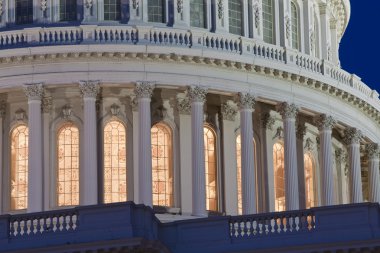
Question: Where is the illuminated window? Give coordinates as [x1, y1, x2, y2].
[262, 0, 274, 44]
[57, 123, 79, 206]
[151, 123, 173, 207]
[273, 142, 285, 211]
[204, 126, 217, 211]
[60, 0, 77, 21]
[104, 120, 127, 203]
[229, 0, 243, 35]
[10, 125, 29, 210]
[148, 0, 165, 23]
[304, 152, 316, 208]
[104, 0, 121, 21]
[15, 0, 33, 25]
[190, 0, 206, 28]
[291, 1, 300, 50]
[236, 134, 257, 215]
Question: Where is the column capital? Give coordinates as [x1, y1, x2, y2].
[187, 86, 208, 103]
[42, 97, 52, 114]
[261, 112, 275, 130]
[315, 114, 336, 131]
[134, 81, 155, 99]
[79, 80, 100, 98]
[343, 127, 362, 145]
[366, 143, 380, 160]
[23, 83, 44, 101]
[176, 94, 191, 115]
[296, 123, 307, 140]
[221, 101, 237, 121]
[276, 102, 298, 119]
[237, 92, 255, 110]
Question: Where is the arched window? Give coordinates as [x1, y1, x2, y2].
[236, 134, 257, 215]
[190, 0, 206, 28]
[10, 125, 29, 210]
[151, 123, 173, 207]
[148, 0, 165, 23]
[57, 123, 79, 206]
[60, 0, 77, 21]
[229, 0, 243, 35]
[304, 152, 316, 208]
[104, 0, 121, 21]
[104, 120, 127, 203]
[204, 126, 217, 211]
[291, 1, 300, 50]
[15, 0, 33, 25]
[262, 0, 274, 44]
[273, 142, 285, 211]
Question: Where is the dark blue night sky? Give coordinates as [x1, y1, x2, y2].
[339, 1, 380, 92]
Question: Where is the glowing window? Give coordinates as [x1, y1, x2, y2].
[262, 0, 274, 44]
[273, 142, 285, 211]
[190, 0, 206, 28]
[291, 1, 299, 50]
[204, 126, 217, 211]
[59, 0, 77, 21]
[10, 125, 29, 210]
[57, 123, 79, 206]
[304, 153, 316, 208]
[148, 0, 165, 23]
[151, 123, 173, 207]
[104, 120, 127, 203]
[229, 0, 243, 35]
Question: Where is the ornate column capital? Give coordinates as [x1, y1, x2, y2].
[296, 123, 307, 140]
[315, 114, 336, 131]
[42, 97, 52, 114]
[79, 80, 100, 98]
[237, 92, 255, 110]
[134, 81, 155, 99]
[23, 83, 44, 101]
[221, 101, 237, 121]
[261, 112, 275, 130]
[343, 127, 362, 145]
[176, 93, 191, 115]
[276, 102, 298, 119]
[366, 143, 380, 160]
[187, 86, 207, 103]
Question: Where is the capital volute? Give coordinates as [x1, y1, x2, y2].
[134, 81, 155, 99]
[237, 92, 255, 110]
[276, 102, 298, 119]
[343, 127, 362, 145]
[366, 143, 380, 160]
[315, 114, 336, 131]
[79, 80, 100, 98]
[187, 85, 207, 103]
[221, 100, 237, 121]
[23, 83, 44, 101]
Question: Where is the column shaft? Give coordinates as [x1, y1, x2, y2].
[320, 130, 334, 205]
[368, 157, 380, 203]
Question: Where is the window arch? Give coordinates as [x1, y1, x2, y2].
[273, 142, 285, 211]
[148, 0, 165, 23]
[104, 0, 121, 21]
[60, 0, 77, 21]
[57, 123, 79, 206]
[10, 125, 29, 210]
[291, 1, 300, 50]
[229, 0, 243, 35]
[104, 120, 127, 203]
[262, 0, 274, 44]
[190, 0, 206, 28]
[204, 126, 218, 211]
[151, 122, 173, 207]
[304, 152, 316, 208]
[15, 0, 33, 25]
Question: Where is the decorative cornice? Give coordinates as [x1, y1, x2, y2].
[23, 83, 44, 100]
[221, 101, 237, 121]
[134, 81, 155, 99]
[343, 127, 362, 145]
[366, 143, 380, 160]
[261, 112, 275, 130]
[237, 92, 255, 110]
[187, 86, 207, 103]
[276, 102, 298, 119]
[315, 114, 336, 131]
[42, 97, 52, 113]
[79, 80, 100, 98]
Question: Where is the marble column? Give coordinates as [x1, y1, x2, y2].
[42, 97, 52, 211]
[296, 123, 307, 209]
[366, 143, 380, 203]
[188, 86, 208, 217]
[134, 81, 155, 207]
[315, 114, 336, 206]
[344, 127, 363, 203]
[238, 93, 256, 215]
[277, 102, 299, 210]
[79, 81, 100, 205]
[0, 101, 5, 214]
[24, 83, 44, 213]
